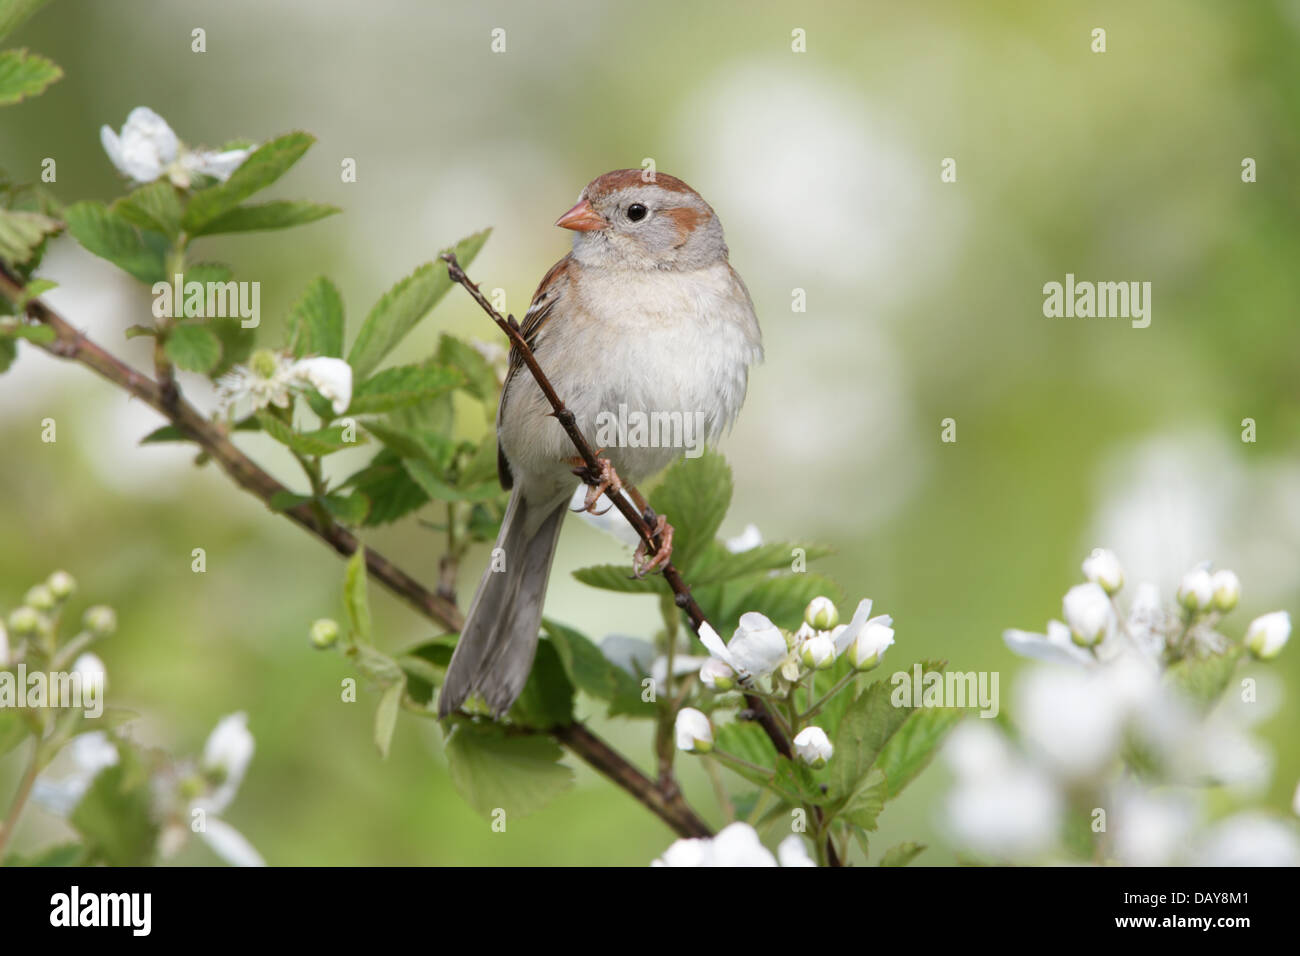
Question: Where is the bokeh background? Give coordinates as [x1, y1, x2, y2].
[2, 0, 1298, 864]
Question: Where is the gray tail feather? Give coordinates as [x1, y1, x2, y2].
[438, 490, 567, 718]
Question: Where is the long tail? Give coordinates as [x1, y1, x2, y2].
[438, 490, 567, 718]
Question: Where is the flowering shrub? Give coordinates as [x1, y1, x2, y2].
[944, 549, 1297, 865]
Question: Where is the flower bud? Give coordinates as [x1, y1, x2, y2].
[83, 605, 117, 638]
[72, 652, 107, 688]
[1081, 548, 1123, 595]
[800, 634, 836, 670]
[1177, 567, 1214, 613]
[804, 596, 839, 631]
[699, 657, 735, 692]
[24, 585, 55, 612]
[47, 571, 77, 600]
[674, 707, 714, 754]
[7, 606, 41, 636]
[310, 618, 340, 649]
[1211, 570, 1240, 612]
[848, 619, 895, 670]
[1063, 582, 1112, 646]
[1245, 611, 1291, 660]
[793, 726, 833, 768]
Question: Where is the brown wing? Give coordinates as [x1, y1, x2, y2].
[497, 255, 575, 490]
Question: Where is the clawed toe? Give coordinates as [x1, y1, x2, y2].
[633, 514, 674, 577]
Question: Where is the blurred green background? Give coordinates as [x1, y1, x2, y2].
[2, 0, 1298, 864]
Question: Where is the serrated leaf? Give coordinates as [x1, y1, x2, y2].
[649, 449, 731, 574]
[255, 410, 358, 456]
[0, 0, 51, 41]
[830, 676, 917, 819]
[688, 541, 833, 587]
[508, 640, 574, 729]
[344, 547, 370, 644]
[182, 131, 316, 232]
[286, 276, 344, 358]
[436, 333, 498, 401]
[542, 619, 648, 717]
[321, 491, 370, 525]
[0, 207, 59, 264]
[374, 679, 404, 758]
[341, 449, 429, 525]
[0, 48, 60, 105]
[112, 181, 182, 239]
[876, 701, 963, 799]
[571, 563, 666, 594]
[69, 744, 159, 866]
[704, 572, 844, 633]
[348, 361, 462, 414]
[1165, 647, 1241, 711]
[164, 323, 222, 373]
[444, 724, 574, 820]
[189, 199, 339, 237]
[64, 200, 167, 283]
[346, 229, 490, 379]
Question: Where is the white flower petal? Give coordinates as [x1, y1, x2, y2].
[197, 818, 266, 867]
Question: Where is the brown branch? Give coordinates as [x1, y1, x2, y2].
[0, 264, 711, 843]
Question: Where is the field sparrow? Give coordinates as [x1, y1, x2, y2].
[438, 170, 763, 717]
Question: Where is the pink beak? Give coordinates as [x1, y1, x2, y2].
[555, 199, 608, 232]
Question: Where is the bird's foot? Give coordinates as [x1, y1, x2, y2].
[634, 513, 674, 577]
[569, 452, 622, 515]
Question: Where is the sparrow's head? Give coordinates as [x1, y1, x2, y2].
[556, 169, 727, 271]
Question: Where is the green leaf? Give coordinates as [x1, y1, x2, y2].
[374, 679, 404, 758]
[876, 702, 963, 799]
[436, 333, 499, 401]
[344, 547, 371, 644]
[508, 640, 575, 729]
[112, 181, 182, 240]
[542, 619, 648, 717]
[1165, 647, 1242, 711]
[0, 207, 59, 264]
[15, 277, 55, 306]
[0, 320, 53, 343]
[255, 410, 359, 456]
[268, 490, 312, 512]
[346, 228, 490, 379]
[0, 710, 27, 757]
[688, 541, 833, 587]
[287, 276, 344, 358]
[402, 455, 500, 503]
[189, 199, 339, 237]
[879, 841, 925, 866]
[704, 572, 844, 633]
[321, 490, 370, 525]
[64, 200, 167, 283]
[0, 48, 60, 105]
[649, 449, 732, 574]
[714, 721, 779, 790]
[340, 449, 429, 525]
[69, 744, 159, 866]
[830, 677, 915, 821]
[0, 0, 50, 41]
[348, 361, 463, 415]
[444, 724, 574, 820]
[164, 323, 222, 373]
[571, 563, 665, 594]
[3, 842, 85, 867]
[396, 634, 458, 705]
[182, 131, 316, 232]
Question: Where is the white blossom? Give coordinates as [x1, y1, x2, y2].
[699, 657, 735, 691]
[1063, 582, 1113, 647]
[1177, 565, 1215, 612]
[697, 614, 788, 680]
[1082, 548, 1124, 594]
[653, 822, 812, 867]
[216, 351, 353, 420]
[1211, 569, 1241, 611]
[724, 524, 762, 553]
[674, 708, 713, 754]
[100, 107, 251, 188]
[793, 726, 833, 768]
[1244, 611, 1290, 660]
[290, 357, 352, 415]
[804, 596, 838, 631]
[799, 634, 836, 670]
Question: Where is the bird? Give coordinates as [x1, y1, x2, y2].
[438, 170, 764, 718]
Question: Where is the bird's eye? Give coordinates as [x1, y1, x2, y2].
[626, 203, 648, 223]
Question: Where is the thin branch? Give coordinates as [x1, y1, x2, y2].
[0, 264, 710, 842]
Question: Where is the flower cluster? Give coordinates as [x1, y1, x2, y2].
[944, 548, 1297, 865]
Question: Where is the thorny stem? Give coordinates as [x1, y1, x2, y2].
[0, 264, 710, 843]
